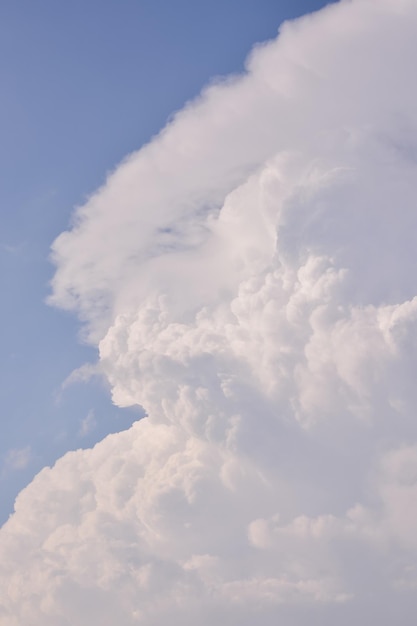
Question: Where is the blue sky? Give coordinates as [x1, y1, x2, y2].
[0, 0, 334, 523]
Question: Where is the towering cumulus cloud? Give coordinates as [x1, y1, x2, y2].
[3, 0, 417, 623]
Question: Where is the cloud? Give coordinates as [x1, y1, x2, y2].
[0, 242, 26, 256]
[60, 363, 101, 390]
[2, 446, 31, 472]
[2, 0, 417, 623]
[78, 409, 97, 438]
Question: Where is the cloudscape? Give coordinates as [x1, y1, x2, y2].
[2, 0, 417, 623]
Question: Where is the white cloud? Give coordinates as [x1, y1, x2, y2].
[61, 362, 102, 390]
[2, 0, 417, 623]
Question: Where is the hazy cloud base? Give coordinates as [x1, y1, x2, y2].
[2, 0, 417, 623]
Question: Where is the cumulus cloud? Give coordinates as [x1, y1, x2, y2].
[2, 0, 417, 623]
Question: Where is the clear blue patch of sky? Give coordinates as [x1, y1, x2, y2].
[0, 0, 336, 523]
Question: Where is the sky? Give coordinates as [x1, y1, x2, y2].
[3, 0, 417, 624]
[0, 0, 333, 524]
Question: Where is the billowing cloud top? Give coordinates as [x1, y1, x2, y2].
[3, 0, 417, 624]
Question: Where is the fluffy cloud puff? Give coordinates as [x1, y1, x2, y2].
[2, 0, 417, 623]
